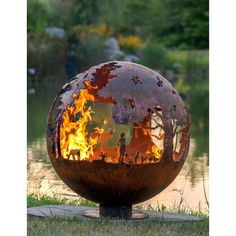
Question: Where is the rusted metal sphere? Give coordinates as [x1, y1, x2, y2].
[47, 61, 190, 209]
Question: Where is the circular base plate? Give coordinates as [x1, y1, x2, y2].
[27, 205, 201, 222]
[82, 209, 149, 220]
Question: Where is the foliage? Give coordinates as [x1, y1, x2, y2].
[27, 0, 209, 81]
[27, 35, 67, 82]
[27, 0, 51, 38]
[168, 50, 209, 158]
[141, 42, 168, 70]
[71, 23, 113, 38]
[74, 34, 109, 72]
[118, 35, 145, 49]
[166, 50, 209, 75]
[160, 0, 209, 49]
[71, 0, 101, 25]
[28, 0, 209, 48]
[122, 0, 209, 49]
[122, 0, 166, 38]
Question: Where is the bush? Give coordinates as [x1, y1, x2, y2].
[141, 42, 167, 70]
[27, 29, 110, 85]
[27, 0, 50, 38]
[118, 35, 145, 54]
[166, 50, 209, 76]
[75, 34, 109, 72]
[27, 34, 67, 85]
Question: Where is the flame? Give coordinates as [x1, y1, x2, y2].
[144, 144, 162, 162]
[151, 144, 162, 160]
[84, 80, 99, 90]
[60, 90, 96, 160]
[57, 89, 163, 163]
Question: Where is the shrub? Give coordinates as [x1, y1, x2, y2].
[141, 42, 167, 70]
[27, 34, 67, 85]
[118, 35, 145, 53]
[75, 34, 109, 72]
[27, 0, 50, 38]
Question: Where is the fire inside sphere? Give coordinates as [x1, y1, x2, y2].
[47, 61, 190, 216]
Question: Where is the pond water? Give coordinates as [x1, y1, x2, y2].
[27, 83, 209, 213]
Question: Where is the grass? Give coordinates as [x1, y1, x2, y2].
[27, 195, 209, 236]
[166, 50, 209, 69]
[27, 194, 97, 208]
[166, 50, 209, 79]
[28, 216, 209, 236]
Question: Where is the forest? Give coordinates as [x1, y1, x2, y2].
[27, 0, 208, 79]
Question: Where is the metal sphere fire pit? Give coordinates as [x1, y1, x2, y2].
[47, 61, 190, 219]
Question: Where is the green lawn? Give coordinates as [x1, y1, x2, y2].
[28, 215, 209, 236]
[27, 195, 209, 236]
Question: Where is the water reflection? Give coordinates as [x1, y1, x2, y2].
[27, 84, 209, 212]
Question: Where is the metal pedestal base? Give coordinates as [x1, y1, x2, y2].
[82, 205, 149, 220]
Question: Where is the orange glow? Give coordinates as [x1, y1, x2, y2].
[152, 144, 162, 157]
[58, 89, 163, 163]
[60, 90, 96, 160]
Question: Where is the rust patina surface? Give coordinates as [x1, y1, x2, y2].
[47, 61, 190, 206]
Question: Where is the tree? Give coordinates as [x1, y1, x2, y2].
[122, 0, 209, 49]
[159, 0, 209, 49]
[27, 0, 50, 37]
[71, 0, 101, 25]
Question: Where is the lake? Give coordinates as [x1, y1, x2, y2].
[27, 82, 209, 213]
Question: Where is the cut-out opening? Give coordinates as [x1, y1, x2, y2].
[50, 90, 165, 164]
[172, 118, 188, 162]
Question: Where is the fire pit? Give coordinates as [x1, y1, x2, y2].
[47, 61, 190, 219]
